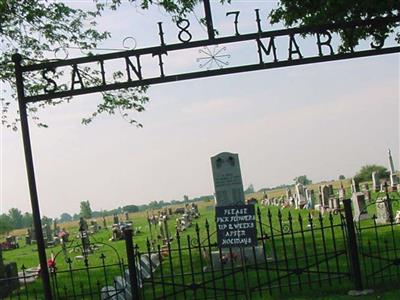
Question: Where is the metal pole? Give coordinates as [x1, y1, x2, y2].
[12, 53, 53, 299]
[343, 199, 363, 291]
[203, 0, 215, 40]
[124, 228, 140, 300]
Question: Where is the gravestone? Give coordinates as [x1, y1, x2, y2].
[320, 185, 330, 207]
[351, 178, 360, 193]
[295, 183, 307, 208]
[286, 188, 292, 200]
[363, 184, 371, 202]
[352, 192, 368, 221]
[0, 248, 19, 298]
[102, 216, 107, 229]
[305, 189, 315, 209]
[211, 152, 245, 206]
[328, 184, 334, 196]
[125, 212, 129, 221]
[329, 198, 340, 210]
[161, 215, 171, 243]
[113, 214, 119, 225]
[210, 152, 264, 267]
[90, 220, 99, 234]
[388, 149, 399, 188]
[25, 228, 32, 245]
[376, 196, 393, 224]
[338, 184, 346, 200]
[305, 188, 314, 209]
[372, 172, 380, 192]
[395, 210, 400, 224]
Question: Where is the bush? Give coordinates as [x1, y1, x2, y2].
[354, 165, 389, 182]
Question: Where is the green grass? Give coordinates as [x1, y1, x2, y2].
[2, 189, 400, 299]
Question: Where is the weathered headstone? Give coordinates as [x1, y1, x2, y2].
[320, 185, 330, 207]
[352, 192, 368, 221]
[25, 228, 32, 245]
[0, 248, 19, 298]
[338, 182, 346, 200]
[211, 152, 245, 206]
[363, 184, 371, 202]
[285, 188, 292, 201]
[295, 183, 307, 208]
[329, 198, 340, 210]
[351, 178, 360, 193]
[328, 184, 334, 196]
[372, 172, 380, 192]
[376, 196, 393, 224]
[211, 152, 263, 267]
[305, 188, 314, 209]
[102, 216, 107, 229]
[113, 214, 119, 225]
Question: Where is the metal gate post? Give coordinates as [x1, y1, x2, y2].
[343, 199, 364, 294]
[12, 53, 53, 299]
[124, 228, 140, 300]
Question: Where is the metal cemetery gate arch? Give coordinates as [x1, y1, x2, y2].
[12, 1, 400, 298]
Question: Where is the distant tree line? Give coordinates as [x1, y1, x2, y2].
[3, 163, 389, 234]
[57, 195, 214, 224]
[0, 208, 33, 235]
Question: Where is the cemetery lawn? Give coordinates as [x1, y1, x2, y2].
[2, 182, 400, 299]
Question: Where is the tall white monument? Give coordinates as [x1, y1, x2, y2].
[388, 149, 398, 188]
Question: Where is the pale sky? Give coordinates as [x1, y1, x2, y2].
[1, 1, 399, 218]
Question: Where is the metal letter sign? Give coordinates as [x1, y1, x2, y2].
[14, 2, 399, 104]
[11, 1, 400, 298]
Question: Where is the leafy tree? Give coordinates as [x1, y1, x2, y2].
[80, 200, 93, 219]
[270, 1, 399, 52]
[339, 175, 346, 180]
[244, 184, 255, 195]
[354, 164, 389, 182]
[22, 212, 33, 228]
[8, 208, 23, 229]
[41, 216, 52, 227]
[294, 175, 312, 185]
[59, 213, 73, 223]
[123, 205, 139, 213]
[0, 214, 13, 234]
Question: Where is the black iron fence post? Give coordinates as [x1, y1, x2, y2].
[12, 53, 53, 300]
[124, 229, 140, 300]
[343, 199, 363, 291]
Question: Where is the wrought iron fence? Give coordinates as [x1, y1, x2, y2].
[1, 197, 399, 299]
[136, 207, 352, 300]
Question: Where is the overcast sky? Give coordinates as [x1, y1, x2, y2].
[1, 1, 399, 218]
